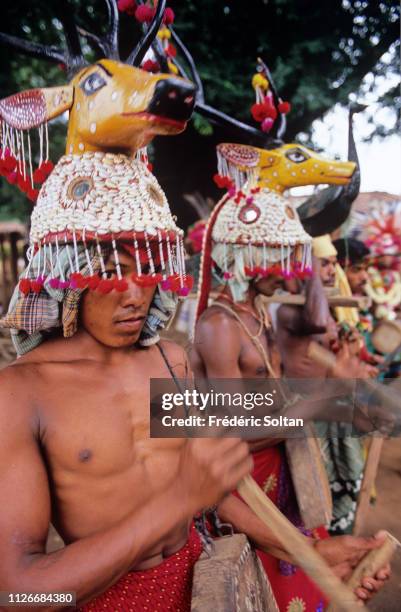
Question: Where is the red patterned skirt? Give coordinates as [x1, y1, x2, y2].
[239, 444, 329, 612]
[80, 524, 203, 611]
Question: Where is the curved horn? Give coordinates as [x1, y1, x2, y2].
[196, 103, 269, 145]
[0, 33, 65, 64]
[77, 0, 120, 60]
[151, 27, 278, 145]
[298, 103, 366, 237]
[127, 0, 166, 66]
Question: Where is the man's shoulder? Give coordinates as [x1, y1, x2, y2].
[197, 304, 239, 330]
[158, 338, 187, 360]
[195, 305, 242, 354]
[158, 338, 188, 363]
[276, 303, 302, 328]
[157, 339, 190, 378]
[0, 363, 37, 422]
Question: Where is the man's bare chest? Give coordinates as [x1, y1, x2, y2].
[238, 325, 280, 378]
[35, 364, 182, 477]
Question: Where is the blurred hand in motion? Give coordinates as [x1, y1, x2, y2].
[178, 437, 253, 516]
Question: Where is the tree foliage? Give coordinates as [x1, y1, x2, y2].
[0, 0, 399, 224]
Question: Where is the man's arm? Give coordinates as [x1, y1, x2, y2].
[219, 495, 390, 602]
[0, 370, 252, 610]
[278, 258, 330, 336]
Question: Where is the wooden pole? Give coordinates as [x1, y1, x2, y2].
[353, 437, 384, 536]
[238, 475, 363, 611]
[261, 293, 370, 309]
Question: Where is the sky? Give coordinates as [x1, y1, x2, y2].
[311, 105, 401, 197]
[307, 54, 400, 197]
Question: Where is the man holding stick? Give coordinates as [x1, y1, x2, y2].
[0, 138, 258, 611]
[191, 153, 390, 609]
[275, 234, 379, 539]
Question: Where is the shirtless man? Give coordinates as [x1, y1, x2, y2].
[0, 244, 253, 611]
[191, 186, 390, 608]
[275, 235, 374, 537]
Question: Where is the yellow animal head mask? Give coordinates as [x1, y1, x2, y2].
[216, 142, 355, 193]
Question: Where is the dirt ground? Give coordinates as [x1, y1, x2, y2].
[1, 329, 400, 609]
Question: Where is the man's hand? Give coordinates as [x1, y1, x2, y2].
[314, 532, 391, 602]
[331, 341, 375, 379]
[178, 438, 253, 515]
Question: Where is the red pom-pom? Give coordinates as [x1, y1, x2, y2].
[31, 280, 43, 294]
[77, 275, 89, 289]
[41, 160, 54, 176]
[261, 117, 274, 133]
[265, 107, 278, 120]
[6, 171, 18, 184]
[17, 175, 31, 193]
[147, 162, 153, 172]
[27, 187, 39, 202]
[135, 4, 154, 22]
[168, 274, 181, 292]
[163, 7, 175, 24]
[33, 167, 46, 183]
[117, 0, 135, 11]
[97, 279, 114, 294]
[213, 173, 231, 189]
[251, 103, 268, 122]
[184, 275, 194, 291]
[3, 156, 17, 172]
[141, 59, 160, 73]
[19, 278, 31, 295]
[87, 274, 100, 290]
[165, 43, 177, 58]
[160, 278, 171, 291]
[278, 101, 291, 114]
[114, 278, 128, 292]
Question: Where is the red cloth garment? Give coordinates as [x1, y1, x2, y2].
[80, 524, 202, 611]
[239, 444, 329, 612]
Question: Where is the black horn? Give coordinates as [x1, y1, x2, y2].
[298, 103, 366, 237]
[127, 0, 166, 66]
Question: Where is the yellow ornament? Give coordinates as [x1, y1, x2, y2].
[252, 73, 269, 91]
[157, 27, 171, 40]
[167, 60, 179, 75]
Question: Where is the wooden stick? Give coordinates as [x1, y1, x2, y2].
[347, 532, 399, 590]
[327, 532, 399, 612]
[353, 437, 384, 536]
[261, 294, 370, 309]
[238, 475, 364, 611]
